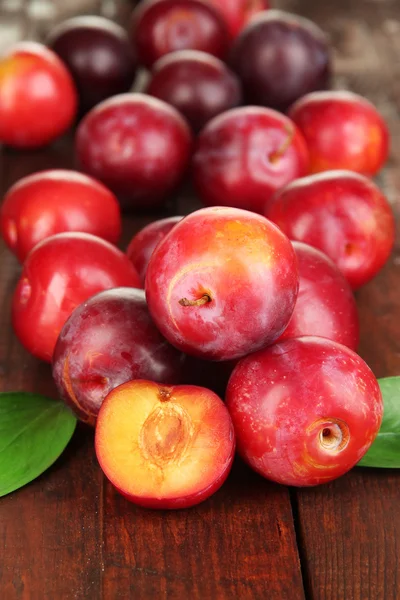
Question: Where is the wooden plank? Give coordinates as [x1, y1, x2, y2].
[286, 0, 400, 598]
[102, 460, 304, 600]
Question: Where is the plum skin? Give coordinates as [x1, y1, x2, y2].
[279, 242, 359, 350]
[12, 232, 141, 363]
[226, 336, 383, 487]
[130, 0, 230, 69]
[0, 169, 121, 262]
[206, 0, 269, 39]
[230, 10, 331, 112]
[288, 90, 389, 176]
[192, 106, 309, 214]
[266, 170, 395, 290]
[53, 288, 184, 425]
[75, 93, 192, 210]
[95, 380, 235, 509]
[146, 50, 242, 132]
[47, 16, 137, 113]
[0, 42, 77, 148]
[145, 206, 299, 361]
[126, 216, 182, 283]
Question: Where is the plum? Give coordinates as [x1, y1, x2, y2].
[53, 288, 184, 425]
[289, 90, 389, 176]
[95, 379, 235, 508]
[1, 170, 121, 262]
[192, 106, 309, 213]
[130, 0, 230, 68]
[146, 50, 242, 132]
[75, 94, 192, 210]
[0, 42, 77, 148]
[47, 16, 137, 113]
[266, 171, 395, 289]
[145, 206, 299, 360]
[226, 336, 383, 486]
[230, 10, 331, 112]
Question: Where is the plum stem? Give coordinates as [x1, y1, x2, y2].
[268, 125, 294, 163]
[179, 294, 211, 307]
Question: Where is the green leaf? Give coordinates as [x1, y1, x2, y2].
[358, 377, 400, 468]
[0, 392, 77, 497]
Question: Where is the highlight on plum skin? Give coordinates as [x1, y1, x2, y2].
[0, 169, 122, 262]
[226, 336, 383, 487]
[266, 170, 395, 290]
[0, 42, 77, 149]
[130, 0, 230, 69]
[192, 106, 309, 214]
[288, 90, 389, 177]
[52, 288, 185, 425]
[145, 206, 299, 361]
[126, 216, 183, 284]
[95, 380, 235, 509]
[279, 242, 359, 350]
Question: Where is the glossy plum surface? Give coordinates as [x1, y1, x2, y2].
[230, 10, 331, 112]
[95, 380, 235, 509]
[130, 0, 230, 68]
[226, 336, 383, 486]
[289, 90, 390, 176]
[1, 169, 121, 262]
[12, 232, 141, 363]
[127, 216, 182, 283]
[48, 16, 137, 113]
[146, 50, 242, 132]
[192, 106, 309, 213]
[207, 0, 269, 39]
[279, 242, 359, 349]
[75, 93, 192, 209]
[266, 171, 395, 289]
[53, 288, 184, 425]
[0, 42, 77, 148]
[145, 206, 299, 360]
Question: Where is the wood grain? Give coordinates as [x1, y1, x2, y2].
[102, 460, 304, 599]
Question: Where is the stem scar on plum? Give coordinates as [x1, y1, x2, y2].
[179, 293, 212, 307]
[317, 419, 350, 452]
[268, 124, 294, 164]
[158, 387, 172, 402]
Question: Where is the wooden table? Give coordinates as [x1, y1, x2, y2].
[1, 0, 400, 598]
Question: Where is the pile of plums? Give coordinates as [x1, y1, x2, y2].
[0, 0, 392, 509]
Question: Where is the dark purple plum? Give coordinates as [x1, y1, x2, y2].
[146, 50, 242, 132]
[130, 0, 230, 69]
[52, 287, 185, 425]
[230, 10, 331, 112]
[47, 16, 137, 114]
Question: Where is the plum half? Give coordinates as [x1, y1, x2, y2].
[95, 380, 235, 509]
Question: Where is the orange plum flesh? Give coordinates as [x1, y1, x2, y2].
[95, 380, 235, 509]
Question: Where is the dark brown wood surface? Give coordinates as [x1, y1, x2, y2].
[1, 0, 400, 599]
